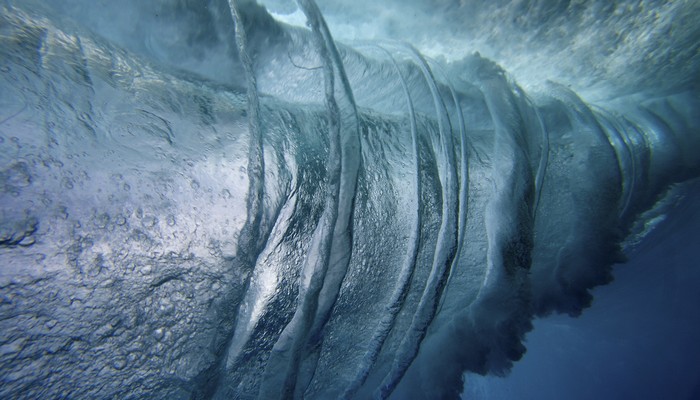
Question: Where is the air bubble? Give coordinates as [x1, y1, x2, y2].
[112, 358, 127, 370]
[2, 162, 32, 188]
[94, 213, 110, 229]
[142, 215, 156, 227]
[140, 264, 152, 275]
[18, 236, 35, 246]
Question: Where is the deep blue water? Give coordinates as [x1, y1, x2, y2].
[466, 182, 700, 399]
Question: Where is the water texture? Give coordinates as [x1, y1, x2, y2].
[0, 1, 698, 398]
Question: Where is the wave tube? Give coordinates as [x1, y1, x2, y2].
[1, 1, 698, 399]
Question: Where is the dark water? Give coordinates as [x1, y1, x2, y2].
[465, 181, 700, 399]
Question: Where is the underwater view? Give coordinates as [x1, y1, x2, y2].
[1, 0, 699, 398]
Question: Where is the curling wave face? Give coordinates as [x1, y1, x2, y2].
[0, 1, 698, 399]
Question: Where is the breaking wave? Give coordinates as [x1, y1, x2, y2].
[0, 0, 698, 398]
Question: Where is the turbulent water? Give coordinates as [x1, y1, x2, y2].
[1, 0, 698, 399]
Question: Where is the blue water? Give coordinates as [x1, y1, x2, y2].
[1, 1, 698, 398]
[465, 182, 700, 399]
